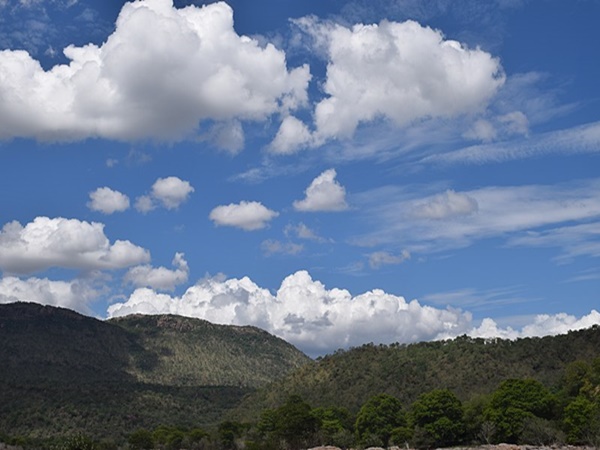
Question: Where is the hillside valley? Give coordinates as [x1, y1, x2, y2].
[1, 302, 600, 449]
[0, 302, 309, 441]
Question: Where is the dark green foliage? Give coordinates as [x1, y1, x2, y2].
[0, 302, 309, 442]
[272, 395, 319, 450]
[50, 434, 98, 450]
[484, 379, 556, 443]
[354, 393, 405, 447]
[410, 389, 464, 448]
[127, 429, 154, 450]
[234, 328, 600, 421]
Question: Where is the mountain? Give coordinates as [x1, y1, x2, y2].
[232, 326, 600, 420]
[0, 302, 309, 441]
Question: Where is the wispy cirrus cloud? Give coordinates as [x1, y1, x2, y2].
[353, 179, 600, 257]
[423, 120, 600, 166]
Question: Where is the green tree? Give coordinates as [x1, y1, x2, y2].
[355, 393, 405, 447]
[484, 379, 556, 443]
[274, 395, 319, 450]
[219, 421, 245, 449]
[127, 429, 154, 450]
[563, 395, 600, 444]
[311, 406, 354, 447]
[410, 389, 465, 448]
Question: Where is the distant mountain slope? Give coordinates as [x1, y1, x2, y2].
[0, 302, 309, 441]
[233, 326, 600, 420]
[109, 313, 310, 388]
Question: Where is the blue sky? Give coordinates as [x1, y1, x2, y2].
[0, 0, 599, 356]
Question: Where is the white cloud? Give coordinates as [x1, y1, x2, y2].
[285, 222, 327, 242]
[108, 270, 472, 355]
[206, 120, 245, 154]
[0, 216, 150, 274]
[498, 110, 529, 136]
[124, 252, 189, 291]
[261, 239, 303, 256]
[87, 187, 130, 214]
[0, 1, 310, 142]
[151, 176, 194, 210]
[463, 111, 529, 143]
[269, 115, 312, 154]
[107, 269, 600, 356]
[507, 222, 600, 262]
[135, 176, 194, 212]
[293, 169, 348, 212]
[464, 119, 497, 142]
[0, 276, 98, 313]
[469, 310, 600, 341]
[209, 201, 279, 230]
[424, 120, 600, 166]
[368, 250, 410, 269]
[355, 179, 600, 254]
[134, 195, 156, 214]
[412, 189, 478, 219]
[297, 17, 504, 141]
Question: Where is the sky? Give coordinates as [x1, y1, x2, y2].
[0, 0, 599, 357]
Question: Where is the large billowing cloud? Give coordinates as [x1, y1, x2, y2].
[469, 311, 600, 340]
[209, 201, 279, 231]
[293, 169, 348, 212]
[290, 17, 503, 146]
[107, 269, 600, 356]
[0, 217, 150, 274]
[0, 276, 99, 314]
[0, 0, 310, 142]
[108, 270, 473, 355]
[124, 252, 189, 291]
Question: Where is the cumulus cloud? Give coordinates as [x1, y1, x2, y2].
[108, 270, 472, 355]
[293, 169, 348, 212]
[124, 252, 189, 291]
[151, 176, 194, 209]
[296, 17, 504, 141]
[0, 276, 98, 313]
[135, 176, 194, 212]
[106, 269, 600, 356]
[412, 189, 479, 219]
[87, 187, 130, 214]
[469, 310, 600, 340]
[209, 201, 279, 230]
[134, 195, 156, 213]
[368, 250, 410, 269]
[269, 115, 313, 154]
[0, 216, 150, 274]
[0, 1, 310, 142]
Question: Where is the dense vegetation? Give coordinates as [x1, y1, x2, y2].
[0, 303, 309, 443]
[7, 358, 598, 450]
[2, 302, 600, 449]
[233, 327, 600, 418]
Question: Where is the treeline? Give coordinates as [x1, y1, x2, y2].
[4, 357, 599, 450]
[220, 358, 600, 449]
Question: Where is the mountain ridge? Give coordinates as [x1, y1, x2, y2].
[0, 302, 310, 440]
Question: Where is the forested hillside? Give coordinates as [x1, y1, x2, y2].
[0, 302, 309, 443]
[234, 326, 600, 418]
